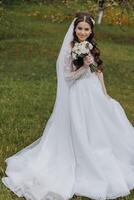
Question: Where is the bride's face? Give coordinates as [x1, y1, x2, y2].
[75, 21, 92, 42]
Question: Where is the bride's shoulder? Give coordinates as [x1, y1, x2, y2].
[66, 43, 73, 52]
[65, 45, 72, 58]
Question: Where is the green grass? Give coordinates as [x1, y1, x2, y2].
[0, 3, 134, 200]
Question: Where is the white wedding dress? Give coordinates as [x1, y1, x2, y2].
[2, 19, 134, 200]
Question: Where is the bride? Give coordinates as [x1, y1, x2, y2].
[2, 12, 134, 200]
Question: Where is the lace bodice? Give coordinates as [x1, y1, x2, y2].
[63, 49, 96, 86]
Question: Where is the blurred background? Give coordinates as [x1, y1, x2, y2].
[0, 1, 134, 199]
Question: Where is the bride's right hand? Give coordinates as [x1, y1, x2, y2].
[83, 55, 94, 68]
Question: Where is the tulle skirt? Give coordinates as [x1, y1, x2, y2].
[2, 71, 134, 200]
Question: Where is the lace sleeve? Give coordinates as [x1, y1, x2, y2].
[64, 50, 87, 82]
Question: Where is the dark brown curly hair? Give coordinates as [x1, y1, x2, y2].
[71, 12, 103, 72]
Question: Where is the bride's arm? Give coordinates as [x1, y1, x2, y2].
[64, 65, 87, 81]
[64, 50, 87, 81]
[95, 70, 111, 99]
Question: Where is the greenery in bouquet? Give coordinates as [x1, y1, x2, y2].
[71, 41, 98, 73]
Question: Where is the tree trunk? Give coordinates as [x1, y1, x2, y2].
[97, 0, 105, 24]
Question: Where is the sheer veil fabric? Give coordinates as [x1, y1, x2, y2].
[2, 17, 134, 200]
[2, 18, 77, 200]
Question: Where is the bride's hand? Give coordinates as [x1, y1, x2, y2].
[83, 55, 94, 68]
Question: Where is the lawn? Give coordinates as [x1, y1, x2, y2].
[0, 3, 134, 200]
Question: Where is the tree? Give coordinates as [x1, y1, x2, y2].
[96, 0, 134, 25]
[97, 0, 106, 24]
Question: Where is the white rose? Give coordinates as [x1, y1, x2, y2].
[88, 43, 93, 50]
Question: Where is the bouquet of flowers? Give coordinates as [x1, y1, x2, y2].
[71, 41, 98, 72]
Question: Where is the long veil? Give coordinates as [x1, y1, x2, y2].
[2, 17, 76, 200]
[4, 18, 76, 161]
